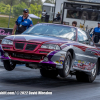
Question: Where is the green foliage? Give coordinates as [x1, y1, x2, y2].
[45, 0, 55, 4]
[1, 0, 20, 5]
[0, 17, 42, 28]
[0, 0, 44, 27]
[0, 2, 13, 15]
[0, 0, 43, 6]
[31, 0, 43, 5]
[13, 2, 28, 16]
[0, 1, 42, 17]
[29, 3, 42, 17]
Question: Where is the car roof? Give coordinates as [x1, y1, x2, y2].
[37, 23, 77, 28]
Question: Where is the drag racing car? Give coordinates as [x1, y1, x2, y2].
[0, 23, 100, 83]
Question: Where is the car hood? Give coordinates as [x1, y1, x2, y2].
[5, 35, 73, 46]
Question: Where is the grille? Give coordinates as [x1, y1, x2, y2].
[11, 53, 41, 60]
[15, 43, 24, 50]
[25, 44, 37, 51]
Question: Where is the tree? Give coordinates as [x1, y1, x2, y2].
[13, 2, 28, 16]
[0, 2, 13, 14]
[45, 0, 55, 4]
[29, 3, 42, 17]
[0, 0, 20, 6]
[31, 0, 43, 5]
[0, 0, 42, 17]
[19, 0, 43, 8]
[19, 0, 30, 6]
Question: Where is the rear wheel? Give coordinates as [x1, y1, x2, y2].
[58, 52, 72, 78]
[40, 69, 58, 78]
[76, 64, 98, 83]
[3, 60, 16, 71]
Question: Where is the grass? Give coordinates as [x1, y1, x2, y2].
[0, 16, 43, 28]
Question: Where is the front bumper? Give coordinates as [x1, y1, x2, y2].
[1, 48, 67, 69]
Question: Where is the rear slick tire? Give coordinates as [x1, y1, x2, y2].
[76, 63, 98, 83]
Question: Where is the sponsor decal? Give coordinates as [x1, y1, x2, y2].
[78, 60, 81, 63]
[60, 60, 64, 64]
[60, 55, 65, 61]
[74, 61, 78, 66]
[55, 61, 60, 64]
[55, 60, 64, 65]
[73, 60, 96, 70]
[59, 55, 65, 65]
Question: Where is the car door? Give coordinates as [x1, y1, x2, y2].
[74, 29, 98, 64]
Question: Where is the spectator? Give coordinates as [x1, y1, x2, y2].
[92, 22, 100, 43]
[72, 21, 77, 27]
[41, 10, 47, 22]
[12, 9, 33, 35]
[56, 12, 60, 21]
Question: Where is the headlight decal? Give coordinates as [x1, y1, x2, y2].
[1, 39, 13, 45]
[41, 44, 61, 50]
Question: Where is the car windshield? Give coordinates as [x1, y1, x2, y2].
[22, 24, 76, 40]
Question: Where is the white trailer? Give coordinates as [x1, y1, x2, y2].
[54, 0, 100, 29]
[42, 3, 55, 21]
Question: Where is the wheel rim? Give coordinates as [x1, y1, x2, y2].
[10, 62, 16, 69]
[65, 56, 70, 74]
[91, 65, 96, 77]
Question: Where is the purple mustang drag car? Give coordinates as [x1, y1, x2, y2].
[0, 23, 100, 82]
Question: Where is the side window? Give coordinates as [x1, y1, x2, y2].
[78, 29, 89, 44]
[66, 32, 76, 41]
[66, 28, 76, 41]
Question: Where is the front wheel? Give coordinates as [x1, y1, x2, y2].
[58, 52, 72, 78]
[76, 64, 98, 83]
[3, 60, 16, 71]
